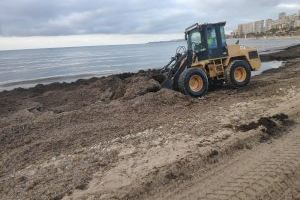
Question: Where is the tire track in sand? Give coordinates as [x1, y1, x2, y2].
[161, 128, 300, 200]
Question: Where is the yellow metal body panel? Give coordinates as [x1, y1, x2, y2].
[226, 45, 261, 70]
[189, 44, 261, 79]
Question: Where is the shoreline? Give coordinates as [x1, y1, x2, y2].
[231, 35, 300, 40]
[260, 43, 300, 62]
[1, 43, 300, 93]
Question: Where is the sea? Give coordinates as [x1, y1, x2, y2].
[0, 38, 300, 91]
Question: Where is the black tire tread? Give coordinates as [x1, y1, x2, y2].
[225, 60, 251, 88]
[178, 68, 209, 97]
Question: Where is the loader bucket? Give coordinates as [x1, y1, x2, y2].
[161, 78, 174, 89]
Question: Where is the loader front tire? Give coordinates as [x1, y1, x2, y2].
[178, 68, 209, 97]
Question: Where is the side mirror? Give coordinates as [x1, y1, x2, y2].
[185, 34, 187, 40]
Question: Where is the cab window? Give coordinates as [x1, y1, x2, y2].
[220, 26, 227, 47]
[207, 28, 218, 49]
[190, 31, 201, 44]
[188, 31, 205, 52]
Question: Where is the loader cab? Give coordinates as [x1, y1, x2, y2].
[185, 22, 228, 61]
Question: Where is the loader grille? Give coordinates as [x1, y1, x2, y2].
[249, 51, 259, 59]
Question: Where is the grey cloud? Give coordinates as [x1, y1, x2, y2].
[0, 0, 299, 36]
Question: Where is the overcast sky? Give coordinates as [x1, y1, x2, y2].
[0, 0, 299, 50]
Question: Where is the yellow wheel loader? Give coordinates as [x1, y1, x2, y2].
[161, 22, 261, 97]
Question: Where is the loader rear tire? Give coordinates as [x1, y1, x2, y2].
[226, 60, 251, 87]
[178, 68, 209, 97]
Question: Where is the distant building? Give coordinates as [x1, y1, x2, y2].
[237, 24, 243, 36]
[288, 14, 298, 22]
[279, 12, 286, 20]
[295, 20, 300, 28]
[265, 19, 273, 31]
[244, 23, 253, 34]
[239, 22, 254, 35]
[235, 11, 300, 37]
[271, 20, 290, 30]
[271, 21, 282, 30]
[254, 20, 264, 33]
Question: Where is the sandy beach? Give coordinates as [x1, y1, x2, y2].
[1, 44, 300, 200]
